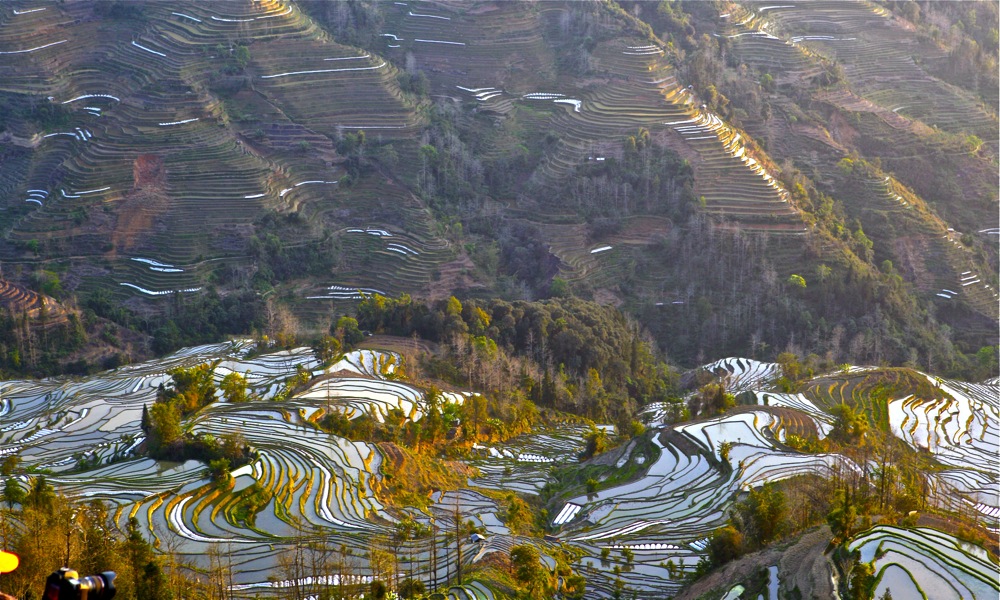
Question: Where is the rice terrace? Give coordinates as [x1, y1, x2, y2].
[0, 1, 996, 599]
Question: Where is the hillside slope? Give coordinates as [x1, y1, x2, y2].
[0, 0, 995, 378]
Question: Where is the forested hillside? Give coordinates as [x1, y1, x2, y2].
[0, 0, 996, 380]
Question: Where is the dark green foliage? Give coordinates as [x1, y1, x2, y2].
[319, 410, 376, 441]
[83, 286, 264, 358]
[845, 558, 876, 600]
[707, 524, 744, 566]
[94, 0, 146, 21]
[146, 363, 253, 469]
[335, 130, 381, 178]
[213, 42, 252, 76]
[622, 0, 697, 51]
[125, 517, 171, 600]
[398, 578, 425, 599]
[631, 213, 985, 377]
[147, 400, 182, 453]
[827, 489, 859, 544]
[562, 130, 696, 224]
[732, 483, 787, 549]
[26, 475, 55, 513]
[151, 290, 265, 354]
[370, 580, 388, 600]
[582, 424, 609, 460]
[0, 306, 87, 376]
[415, 111, 487, 211]
[231, 483, 272, 526]
[245, 211, 343, 292]
[548, 276, 570, 298]
[332, 315, 365, 348]
[3, 477, 26, 508]
[157, 361, 219, 414]
[220, 372, 250, 403]
[234, 45, 251, 69]
[301, 0, 384, 48]
[690, 382, 735, 417]
[703, 482, 788, 571]
[208, 457, 231, 483]
[320, 385, 482, 449]
[396, 71, 430, 97]
[0, 93, 73, 132]
[562, 573, 587, 599]
[85, 288, 139, 329]
[356, 294, 681, 420]
[492, 222, 561, 297]
[1, 455, 20, 476]
[312, 336, 341, 363]
[151, 428, 253, 469]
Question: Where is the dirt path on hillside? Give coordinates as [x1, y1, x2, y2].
[675, 526, 836, 600]
[674, 547, 783, 600]
[778, 526, 837, 599]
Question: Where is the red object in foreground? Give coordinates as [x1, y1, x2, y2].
[0, 550, 18, 574]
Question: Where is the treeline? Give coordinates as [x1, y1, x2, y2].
[0, 475, 174, 600]
[0, 306, 86, 376]
[630, 213, 993, 379]
[143, 362, 254, 476]
[81, 210, 336, 366]
[355, 294, 681, 426]
[84, 287, 266, 357]
[299, 0, 384, 50]
[560, 128, 697, 225]
[246, 212, 341, 293]
[0, 92, 73, 134]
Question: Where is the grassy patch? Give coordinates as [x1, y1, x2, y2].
[541, 432, 661, 509]
[375, 442, 476, 510]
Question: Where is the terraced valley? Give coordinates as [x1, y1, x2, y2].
[1, 344, 998, 598]
[0, 0, 997, 599]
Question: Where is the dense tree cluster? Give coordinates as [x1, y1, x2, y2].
[143, 362, 253, 470]
[701, 483, 788, 575]
[0, 306, 86, 376]
[630, 214, 989, 377]
[82, 287, 266, 358]
[299, 0, 384, 49]
[355, 294, 681, 425]
[492, 221, 562, 299]
[0, 92, 73, 134]
[248, 212, 341, 293]
[560, 128, 696, 225]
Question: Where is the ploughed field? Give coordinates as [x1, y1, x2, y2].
[3, 346, 997, 598]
